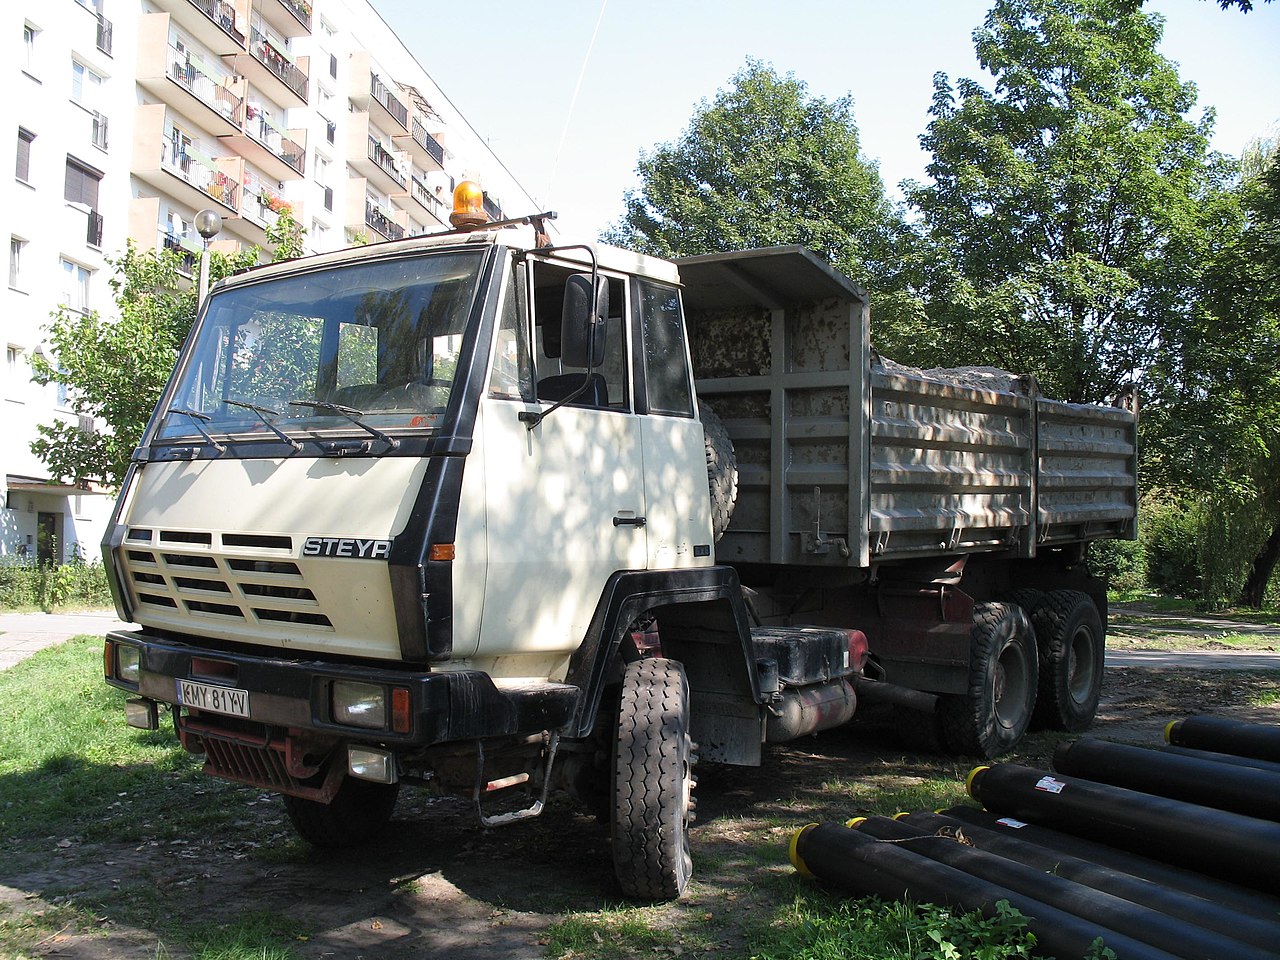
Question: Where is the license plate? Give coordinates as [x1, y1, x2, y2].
[176, 679, 251, 718]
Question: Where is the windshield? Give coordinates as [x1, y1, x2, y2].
[157, 251, 482, 444]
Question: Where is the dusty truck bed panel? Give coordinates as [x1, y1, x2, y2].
[677, 247, 1137, 570]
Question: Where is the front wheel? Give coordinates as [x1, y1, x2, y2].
[939, 602, 1038, 758]
[283, 775, 400, 848]
[1030, 590, 1105, 732]
[611, 658, 696, 900]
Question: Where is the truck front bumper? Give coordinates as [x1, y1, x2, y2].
[104, 628, 581, 748]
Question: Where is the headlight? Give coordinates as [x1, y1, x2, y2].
[117, 644, 141, 684]
[332, 681, 386, 729]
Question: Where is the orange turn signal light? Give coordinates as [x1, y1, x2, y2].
[391, 687, 412, 734]
[428, 543, 455, 561]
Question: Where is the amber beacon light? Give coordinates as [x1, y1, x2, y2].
[450, 180, 489, 227]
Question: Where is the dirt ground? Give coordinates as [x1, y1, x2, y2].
[3, 658, 1279, 959]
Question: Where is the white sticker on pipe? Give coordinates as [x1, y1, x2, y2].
[1035, 776, 1066, 794]
[996, 817, 1028, 828]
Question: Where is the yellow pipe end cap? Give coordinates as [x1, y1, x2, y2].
[844, 816, 868, 829]
[966, 765, 991, 797]
[789, 823, 820, 876]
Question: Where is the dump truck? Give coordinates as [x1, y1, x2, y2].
[102, 193, 1137, 899]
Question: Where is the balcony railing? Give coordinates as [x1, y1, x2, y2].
[163, 139, 240, 209]
[86, 210, 104, 247]
[91, 111, 108, 150]
[370, 74, 408, 129]
[411, 175, 442, 214]
[408, 120, 445, 167]
[168, 45, 242, 125]
[367, 135, 404, 185]
[162, 232, 198, 276]
[241, 104, 305, 175]
[190, 0, 245, 46]
[365, 202, 403, 241]
[279, 0, 312, 30]
[250, 26, 307, 101]
[96, 14, 113, 56]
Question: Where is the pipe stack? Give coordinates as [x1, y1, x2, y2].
[788, 715, 1280, 959]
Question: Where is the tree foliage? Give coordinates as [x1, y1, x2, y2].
[604, 60, 903, 289]
[895, 0, 1238, 403]
[30, 212, 305, 488]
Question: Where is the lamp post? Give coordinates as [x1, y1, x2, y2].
[194, 208, 223, 309]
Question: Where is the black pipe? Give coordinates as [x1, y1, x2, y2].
[847, 815, 1273, 960]
[788, 822, 1181, 960]
[1166, 715, 1280, 763]
[941, 805, 1280, 923]
[1054, 737, 1280, 822]
[897, 810, 1280, 950]
[1161, 744, 1280, 776]
[967, 763, 1280, 889]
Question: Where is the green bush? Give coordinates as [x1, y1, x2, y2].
[0, 555, 112, 611]
[1142, 497, 1205, 599]
[1089, 537, 1145, 596]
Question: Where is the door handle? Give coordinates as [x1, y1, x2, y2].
[613, 516, 647, 527]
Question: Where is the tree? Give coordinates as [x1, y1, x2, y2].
[898, 0, 1238, 404]
[30, 212, 306, 488]
[604, 60, 904, 290]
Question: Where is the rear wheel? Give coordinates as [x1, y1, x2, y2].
[1030, 590, 1104, 732]
[939, 602, 1038, 758]
[283, 775, 400, 848]
[611, 658, 695, 900]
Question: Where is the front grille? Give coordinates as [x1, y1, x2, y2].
[178, 715, 340, 801]
[124, 527, 334, 630]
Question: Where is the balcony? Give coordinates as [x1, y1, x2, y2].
[162, 232, 199, 276]
[393, 119, 445, 171]
[133, 103, 244, 215]
[221, 102, 306, 182]
[365, 201, 404, 241]
[258, 0, 312, 39]
[232, 26, 308, 106]
[369, 74, 408, 131]
[346, 112, 405, 195]
[149, 0, 246, 56]
[96, 15, 113, 56]
[407, 175, 446, 225]
[136, 19, 244, 136]
[348, 52, 408, 134]
[87, 210, 104, 247]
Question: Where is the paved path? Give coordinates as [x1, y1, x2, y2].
[1106, 648, 1280, 671]
[0, 610, 128, 670]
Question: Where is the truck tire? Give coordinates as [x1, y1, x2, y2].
[939, 602, 1038, 758]
[283, 776, 400, 848]
[611, 658, 695, 900]
[1029, 590, 1104, 732]
[701, 403, 737, 542]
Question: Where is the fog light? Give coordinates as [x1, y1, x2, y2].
[125, 698, 159, 730]
[332, 681, 387, 729]
[348, 746, 397, 783]
[117, 645, 141, 684]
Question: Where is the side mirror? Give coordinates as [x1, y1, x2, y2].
[561, 273, 608, 368]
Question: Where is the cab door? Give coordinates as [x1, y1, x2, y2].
[477, 257, 646, 664]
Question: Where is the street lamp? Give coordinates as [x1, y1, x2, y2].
[194, 208, 223, 309]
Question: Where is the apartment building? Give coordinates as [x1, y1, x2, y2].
[4, 0, 535, 563]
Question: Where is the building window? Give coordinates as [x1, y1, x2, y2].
[60, 258, 92, 313]
[7, 346, 24, 393]
[310, 218, 328, 249]
[71, 60, 104, 106]
[320, 18, 336, 38]
[23, 23, 38, 74]
[9, 238, 25, 289]
[64, 157, 102, 208]
[16, 128, 35, 183]
[324, 118, 336, 145]
[329, 52, 337, 79]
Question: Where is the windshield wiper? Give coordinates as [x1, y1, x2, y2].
[225, 399, 302, 451]
[288, 400, 400, 450]
[166, 407, 226, 453]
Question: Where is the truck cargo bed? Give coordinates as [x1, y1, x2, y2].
[679, 247, 1137, 569]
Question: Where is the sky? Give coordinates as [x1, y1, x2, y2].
[369, 0, 1280, 239]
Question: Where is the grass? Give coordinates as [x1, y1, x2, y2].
[0, 636, 308, 960]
